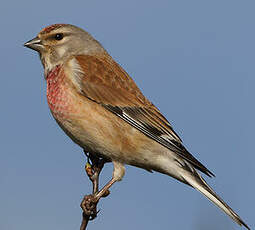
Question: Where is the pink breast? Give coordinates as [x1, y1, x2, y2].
[46, 65, 76, 119]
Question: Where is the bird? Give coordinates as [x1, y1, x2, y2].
[24, 24, 249, 229]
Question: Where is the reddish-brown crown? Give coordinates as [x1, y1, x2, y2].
[40, 24, 67, 34]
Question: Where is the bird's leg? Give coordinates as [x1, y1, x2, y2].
[80, 154, 125, 230]
[94, 161, 125, 201]
[81, 160, 125, 216]
[80, 151, 110, 220]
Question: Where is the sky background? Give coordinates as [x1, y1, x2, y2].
[1, 1, 254, 230]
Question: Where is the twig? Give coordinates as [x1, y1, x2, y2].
[80, 212, 89, 230]
[80, 152, 109, 230]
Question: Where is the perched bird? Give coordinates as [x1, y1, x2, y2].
[24, 24, 249, 229]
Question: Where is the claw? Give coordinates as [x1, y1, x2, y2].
[81, 194, 98, 219]
[102, 189, 110, 197]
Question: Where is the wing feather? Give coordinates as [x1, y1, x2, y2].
[74, 55, 214, 177]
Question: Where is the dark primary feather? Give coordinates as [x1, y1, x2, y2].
[75, 54, 214, 177]
[104, 104, 214, 177]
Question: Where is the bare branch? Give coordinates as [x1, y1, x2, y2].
[80, 152, 110, 230]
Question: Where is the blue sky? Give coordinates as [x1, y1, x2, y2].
[1, 1, 254, 229]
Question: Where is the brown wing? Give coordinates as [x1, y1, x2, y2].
[75, 54, 214, 177]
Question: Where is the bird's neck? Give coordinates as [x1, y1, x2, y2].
[40, 50, 63, 77]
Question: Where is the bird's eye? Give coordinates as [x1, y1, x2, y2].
[54, 33, 64, 40]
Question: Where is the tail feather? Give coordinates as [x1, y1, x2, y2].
[181, 169, 250, 230]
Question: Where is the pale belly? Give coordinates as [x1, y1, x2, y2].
[51, 97, 160, 165]
[50, 95, 171, 175]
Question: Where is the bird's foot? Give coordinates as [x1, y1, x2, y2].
[81, 194, 98, 220]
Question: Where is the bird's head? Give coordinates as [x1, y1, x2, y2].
[24, 24, 105, 73]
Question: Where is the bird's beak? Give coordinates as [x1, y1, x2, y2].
[24, 37, 43, 52]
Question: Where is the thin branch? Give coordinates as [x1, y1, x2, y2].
[80, 213, 89, 230]
[80, 152, 110, 230]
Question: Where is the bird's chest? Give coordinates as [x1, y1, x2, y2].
[46, 65, 77, 120]
[46, 65, 94, 148]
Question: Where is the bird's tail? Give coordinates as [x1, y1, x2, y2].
[180, 167, 250, 230]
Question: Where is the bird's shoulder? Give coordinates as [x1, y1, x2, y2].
[73, 54, 150, 107]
